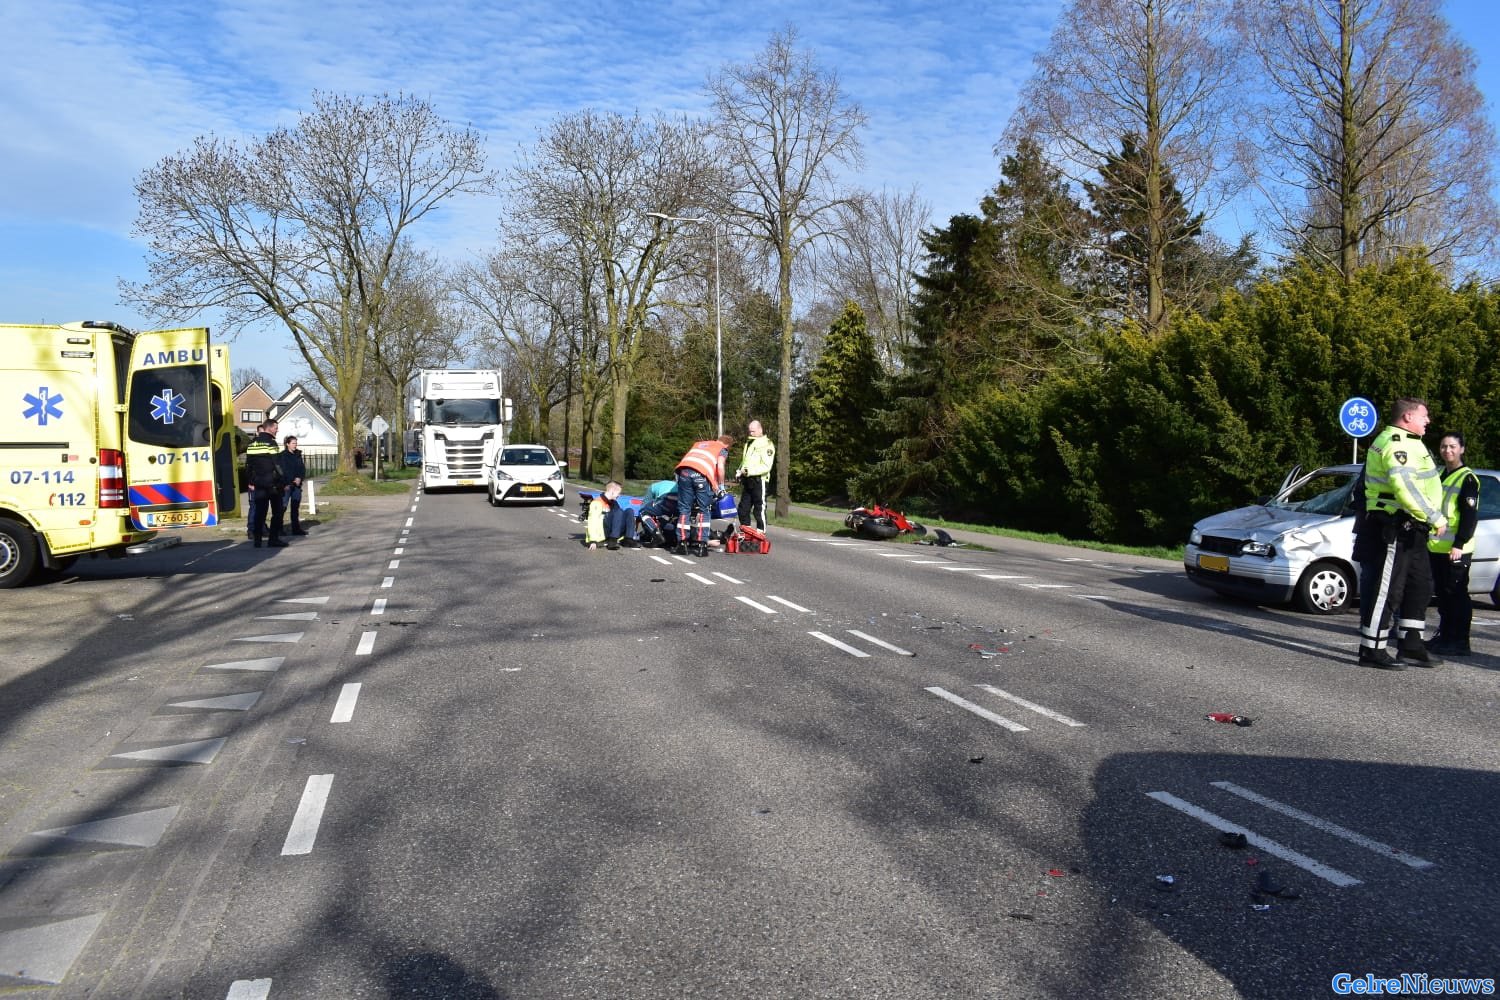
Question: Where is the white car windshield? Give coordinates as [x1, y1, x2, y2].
[500, 448, 554, 465]
[1271, 471, 1359, 516]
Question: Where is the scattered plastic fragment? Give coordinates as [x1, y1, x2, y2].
[1206, 712, 1253, 727]
[1219, 831, 1249, 849]
[1250, 903, 1271, 912]
[968, 755, 986, 764]
[1154, 874, 1177, 892]
[1046, 869, 1067, 877]
[650, 578, 666, 583]
[1007, 912, 1035, 921]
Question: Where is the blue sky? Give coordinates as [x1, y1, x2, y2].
[2, 0, 1496, 392]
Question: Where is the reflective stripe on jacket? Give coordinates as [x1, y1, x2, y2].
[676, 439, 727, 487]
[1363, 425, 1443, 526]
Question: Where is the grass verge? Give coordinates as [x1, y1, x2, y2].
[317, 472, 414, 496]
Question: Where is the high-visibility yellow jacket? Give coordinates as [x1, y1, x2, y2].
[1364, 425, 1444, 529]
[1429, 465, 1480, 555]
[738, 435, 775, 478]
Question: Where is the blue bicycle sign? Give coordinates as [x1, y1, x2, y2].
[1339, 396, 1377, 438]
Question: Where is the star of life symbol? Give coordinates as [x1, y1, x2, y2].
[22, 387, 64, 426]
[150, 388, 187, 425]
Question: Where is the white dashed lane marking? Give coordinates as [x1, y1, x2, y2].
[381, 577, 394, 588]
[925, 686, 1027, 732]
[371, 598, 387, 615]
[330, 683, 362, 724]
[765, 595, 813, 613]
[281, 774, 335, 856]
[1145, 791, 1361, 887]
[1210, 781, 1435, 869]
[686, 573, 716, 586]
[974, 684, 1084, 726]
[808, 632, 870, 658]
[355, 631, 376, 655]
[735, 596, 779, 614]
[227, 979, 272, 999]
[845, 630, 913, 655]
[711, 571, 745, 584]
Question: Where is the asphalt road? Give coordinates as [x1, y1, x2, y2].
[1, 489, 1497, 999]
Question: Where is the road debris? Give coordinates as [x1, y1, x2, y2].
[1206, 712, 1253, 726]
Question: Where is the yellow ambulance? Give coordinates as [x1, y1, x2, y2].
[1, 321, 237, 588]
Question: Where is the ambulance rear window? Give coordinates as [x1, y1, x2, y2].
[128, 365, 211, 449]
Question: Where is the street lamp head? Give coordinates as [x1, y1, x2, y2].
[647, 211, 707, 225]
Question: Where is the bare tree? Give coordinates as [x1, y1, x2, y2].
[817, 186, 931, 368]
[124, 91, 493, 472]
[453, 247, 582, 461]
[503, 110, 723, 481]
[232, 366, 272, 395]
[1005, 0, 1239, 333]
[709, 27, 867, 515]
[1234, 0, 1499, 278]
[367, 243, 469, 453]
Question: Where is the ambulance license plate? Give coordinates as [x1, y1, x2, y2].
[153, 510, 204, 527]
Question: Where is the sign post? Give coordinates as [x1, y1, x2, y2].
[1338, 397, 1376, 463]
[370, 415, 389, 482]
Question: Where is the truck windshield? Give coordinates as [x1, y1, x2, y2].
[425, 399, 500, 425]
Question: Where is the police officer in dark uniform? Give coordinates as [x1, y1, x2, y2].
[278, 435, 309, 536]
[246, 421, 288, 548]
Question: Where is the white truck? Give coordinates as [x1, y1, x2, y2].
[410, 369, 511, 491]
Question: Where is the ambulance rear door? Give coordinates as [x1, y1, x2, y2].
[122, 328, 221, 530]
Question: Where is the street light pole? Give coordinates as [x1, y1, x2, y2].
[647, 212, 722, 438]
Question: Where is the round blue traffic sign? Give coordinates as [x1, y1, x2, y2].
[1339, 396, 1377, 438]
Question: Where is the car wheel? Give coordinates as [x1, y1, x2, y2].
[0, 518, 39, 589]
[1296, 560, 1353, 615]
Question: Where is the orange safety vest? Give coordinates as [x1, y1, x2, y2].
[676, 439, 726, 485]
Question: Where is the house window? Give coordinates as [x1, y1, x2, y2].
[241, 409, 265, 423]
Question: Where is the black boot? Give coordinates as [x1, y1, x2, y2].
[1397, 638, 1442, 667]
[1358, 647, 1404, 670]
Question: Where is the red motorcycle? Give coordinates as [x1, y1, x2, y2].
[845, 502, 926, 540]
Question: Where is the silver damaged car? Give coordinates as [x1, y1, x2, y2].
[1184, 464, 1500, 615]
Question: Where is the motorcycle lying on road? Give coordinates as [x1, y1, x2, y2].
[844, 502, 927, 540]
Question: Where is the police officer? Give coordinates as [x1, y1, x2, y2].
[736, 419, 776, 532]
[1427, 431, 1480, 656]
[1353, 398, 1446, 669]
[278, 435, 309, 536]
[246, 421, 288, 548]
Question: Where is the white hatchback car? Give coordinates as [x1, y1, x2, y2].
[487, 444, 566, 506]
[1184, 463, 1500, 614]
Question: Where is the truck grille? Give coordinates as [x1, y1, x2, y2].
[440, 440, 486, 476]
